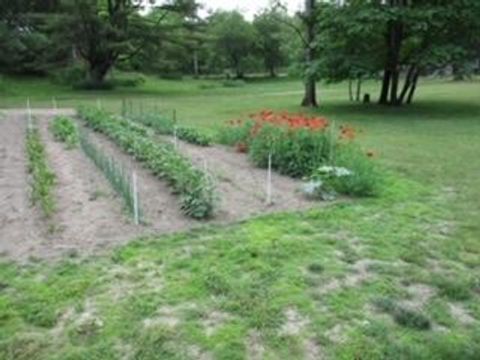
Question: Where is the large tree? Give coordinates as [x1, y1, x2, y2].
[207, 11, 256, 78]
[253, 9, 288, 77]
[58, 0, 198, 86]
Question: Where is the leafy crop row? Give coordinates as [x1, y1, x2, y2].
[131, 113, 212, 146]
[78, 106, 215, 219]
[79, 129, 143, 222]
[26, 124, 56, 217]
[49, 116, 79, 149]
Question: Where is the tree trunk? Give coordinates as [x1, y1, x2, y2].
[356, 77, 362, 102]
[406, 69, 419, 104]
[348, 78, 353, 101]
[269, 65, 276, 78]
[193, 50, 199, 78]
[378, 0, 405, 105]
[301, 0, 318, 107]
[88, 62, 111, 86]
[379, 70, 391, 105]
[302, 79, 317, 107]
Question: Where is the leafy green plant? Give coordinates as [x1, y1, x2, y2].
[249, 124, 332, 178]
[49, 116, 79, 148]
[175, 127, 212, 146]
[78, 106, 215, 219]
[131, 112, 212, 146]
[328, 144, 382, 197]
[79, 130, 142, 222]
[217, 119, 254, 148]
[26, 125, 56, 217]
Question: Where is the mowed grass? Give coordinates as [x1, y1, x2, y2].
[0, 76, 480, 359]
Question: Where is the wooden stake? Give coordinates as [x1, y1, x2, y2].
[266, 152, 272, 205]
[173, 126, 178, 149]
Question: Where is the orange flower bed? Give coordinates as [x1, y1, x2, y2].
[249, 110, 330, 132]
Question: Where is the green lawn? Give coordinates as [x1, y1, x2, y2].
[1, 76, 480, 359]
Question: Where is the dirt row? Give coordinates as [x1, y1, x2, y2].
[0, 109, 317, 262]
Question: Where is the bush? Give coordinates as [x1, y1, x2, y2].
[78, 106, 216, 219]
[50, 65, 86, 86]
[49, 116, 79, 149]
[219, 111, 332, 178]
[72, 80, 115, 91]
[217, 119, 254, 148]
[309, 144, 382, 197]
[111, 73, 146, 88]
[222, 79, 246, 88]
[249, 124, 332, 178]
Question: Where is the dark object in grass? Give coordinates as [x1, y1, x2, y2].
[307, 263, 324, 274]
[373, 297, 431, 330]
[363, 93, 371, 103]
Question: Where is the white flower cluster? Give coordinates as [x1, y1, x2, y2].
[317, 166, 353, 177]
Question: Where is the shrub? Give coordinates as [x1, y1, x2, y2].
[49, 116, 79, 149]
[308, 144, 382, 198]
[249, 123, 332, 178]
[217, 119, 254, 148]
[78, 106, 215, 219]
[72, 80, 115, 91]
[220, 111, 332, 178]
[111, 72, 146, 88]
[222, 79, 246, 88]
[50, 65, 86, 86]
[26, 125, 56, 217]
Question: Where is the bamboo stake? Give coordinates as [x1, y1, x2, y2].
[266, 152, 272, 205]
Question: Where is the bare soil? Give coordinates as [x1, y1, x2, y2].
[0, 110, 43, 259]
[170, 137, 315, 221]
[0, 109, 319, 262]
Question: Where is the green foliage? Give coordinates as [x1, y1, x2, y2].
[50, 65, 87, 87]
[222, 79, 246, 88]
[175, 127, 212, 146]
[79, 130, 142, 222]
[78, 106, 215, 219]
[374, 298, 431, 330]
[217, 120, 254, 147]
[49, 116, 79, 149]
[310, 144, 383, 197]
[208, 11, 257, 78]
[249, 124, 332, 178]
[131, 112, 212, 146]
[26, 125, 56, 217]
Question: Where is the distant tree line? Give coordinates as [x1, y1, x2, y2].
[0, 0, 479, 106]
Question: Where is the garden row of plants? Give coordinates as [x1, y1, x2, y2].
[79, 129, 143, 222]
[219, 110, 382, 198]
[26, 122, 56, 217]
[49, 115, 143, 223]
[78, 106, 215, 219]
[129, 112, 212, 146]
